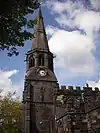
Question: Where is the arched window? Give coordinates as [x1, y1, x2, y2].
[29, 56, 35, 68]
[38, 54, 44, 66]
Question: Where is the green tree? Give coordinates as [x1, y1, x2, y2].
[0, 91, 21, 133]
[0, 0, 40, 56]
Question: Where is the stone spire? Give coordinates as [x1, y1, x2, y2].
[32, 8, 49, 51]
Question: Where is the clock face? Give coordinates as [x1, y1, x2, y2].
[38, 69, 47, 76]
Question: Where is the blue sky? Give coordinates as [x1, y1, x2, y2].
[0, 0, 100, 96]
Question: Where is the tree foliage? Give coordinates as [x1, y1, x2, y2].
[0, 0, 40, 56]
[0, 91, 21, 133]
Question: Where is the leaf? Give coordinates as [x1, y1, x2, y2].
[0, 91, 21, 133]
[0, 0, 40, 56]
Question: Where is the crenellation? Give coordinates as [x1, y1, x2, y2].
[68, 86, 73, 91]
[94, 87, 99, 92]
[59, 86, 100, 94]
[83, 86, 92, 92]
[61, 85, 66, 90]
[76, 86, 81, 91]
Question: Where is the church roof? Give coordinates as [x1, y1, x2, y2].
[32, 8, 49, 51]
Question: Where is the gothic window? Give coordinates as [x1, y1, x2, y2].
[38, 54, 44, 66]
[29, 56, 35, 68]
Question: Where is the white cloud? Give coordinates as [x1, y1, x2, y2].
[46, 0, 85, 27]
[0, 69, 21, 96]
[47, 26, 97, 77]
[46, 25, 59, 36]
[87, 79, 100, 89]
[46, 0, 85, 14]
[75, 11, 100, 35]
[90, 0, 100, 9]
[46, 0, 100, 35]
[45, 0, 100, 81]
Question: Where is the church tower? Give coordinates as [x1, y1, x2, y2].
[21, 8, 59, 133]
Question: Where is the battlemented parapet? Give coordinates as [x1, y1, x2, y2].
[57, 85, 100, 112]
[59, 85, 81, 93]
[59, 85, 99, 92]
[55, 85, 100, 133]
[58, 85, 100, 94]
